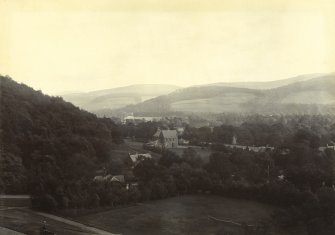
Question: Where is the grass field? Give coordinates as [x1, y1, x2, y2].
[169, 146, 212, 163]
[76, 195, 276, 235]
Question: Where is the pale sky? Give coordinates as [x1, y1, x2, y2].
[1, 0, 335, 95]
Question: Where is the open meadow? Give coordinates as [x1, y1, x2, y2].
[75, 195, 277, 235]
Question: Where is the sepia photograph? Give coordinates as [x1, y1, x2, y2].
[1, 0, 335, 234]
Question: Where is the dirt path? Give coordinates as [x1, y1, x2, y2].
[0, 226, 25, 235]
[32, 211, 120, 235]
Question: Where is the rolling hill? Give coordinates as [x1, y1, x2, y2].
[60, 73, 334, 115]
[116, 73, 335, 115]
[61, 84, 180, 112]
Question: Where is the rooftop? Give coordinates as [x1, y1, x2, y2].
[161, 130, 178, 139]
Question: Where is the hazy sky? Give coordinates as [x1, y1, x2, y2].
[1, 0, 335, 94]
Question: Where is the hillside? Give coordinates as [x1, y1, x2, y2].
[116, 73, 335, 115]
[245, 74, 335, 114]
[263, 74, 335, 104]
[117, 86, 263, 114]
[61, 84, 180, 112]
[0, 75, 121, 200]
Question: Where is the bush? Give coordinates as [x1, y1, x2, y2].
[33, 194, 58, 211]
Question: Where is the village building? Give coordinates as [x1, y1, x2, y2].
[158, 130, 178, 148]
[223, 143, 274, 152]
[148, 128, 180, 149]
[222, 135, 275, 152]
[318, 142, 335, 152]
[127, 152, 152, 167]
[123, 115, 162, 125]
[126, 182, 139, 190]
[110, 175, 125, 183]
[93, 173, 125, 183]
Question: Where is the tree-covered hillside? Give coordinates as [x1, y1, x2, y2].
[0, 75, 121, 199]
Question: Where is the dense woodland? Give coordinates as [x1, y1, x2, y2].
[1, 76, 335, 235]
[0, 76, 122, 199]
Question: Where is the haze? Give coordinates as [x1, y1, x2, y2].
[1, 0, 335, 95]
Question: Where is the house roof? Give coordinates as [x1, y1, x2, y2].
[111, 175, 125, 183]
[129, 153, 152, 163]
[160, 130, 178, 139]
[93, 175, 104, 181]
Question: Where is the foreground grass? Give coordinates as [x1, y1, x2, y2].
[75, 194, 277, 235]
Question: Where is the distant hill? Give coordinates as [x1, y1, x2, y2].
[61, 84, 180, 112]
[0, 75, 121, 195]
[116, 73, 335, 115]
[200, 73, 324, 90]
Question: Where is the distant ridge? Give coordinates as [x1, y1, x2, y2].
[61, 84, 180, 111]
[114, 73, 335, 115]
[59, 73, 335, 115]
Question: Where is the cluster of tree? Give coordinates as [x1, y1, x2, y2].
[121, 121, 161, 141]
[120, 116, 186, 141]
[31, 147, 208, 211]
[0, 76, 122, 205]
[31, 179, 140, 211]
[133, 148, 210, 200]
[218, 135, 335, 235]
[184, 115, 335, 147]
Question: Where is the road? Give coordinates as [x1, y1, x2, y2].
[0, 207, 120, 235]
[32, 211, 120, 235]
